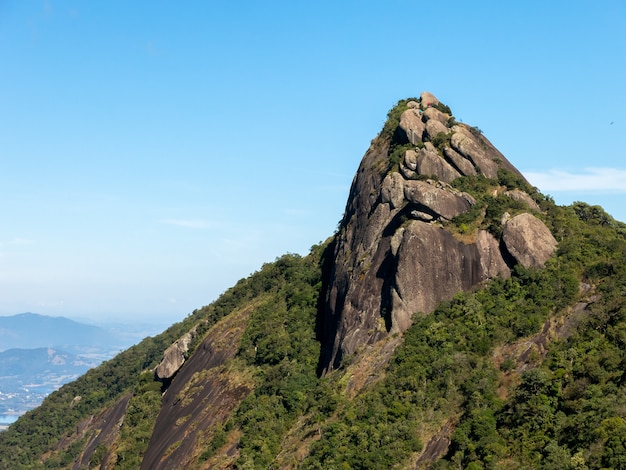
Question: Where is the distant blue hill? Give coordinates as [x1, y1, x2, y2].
[0, 313, 163, 420]
[0, 347, 98, 386]
[0, 312, 128, 352]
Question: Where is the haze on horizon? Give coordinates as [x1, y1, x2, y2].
[1, 1, 624, 325]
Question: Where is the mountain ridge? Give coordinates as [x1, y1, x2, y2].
[1, 93, 626, 469]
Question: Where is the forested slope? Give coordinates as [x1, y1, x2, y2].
[1, 95, 626, 469]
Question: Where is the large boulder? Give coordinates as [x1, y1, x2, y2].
[404, 148, 418, 170]
[403, 180, 474, 220]
[425, 119, 450, 141]
[416, 146, 461, 183]
[155, 331, 195, 380]
[449, 124, 527, 182]
[422, 106, 449, 124]
[443, 146, 477, 176]
[399, 108, 425, 145]
[502, 213, 557, 268]
[505, 189, 541, 211]
[420, 91, 439, 108]
[450, 126, 500, 178]
[381, 171, 405, 209]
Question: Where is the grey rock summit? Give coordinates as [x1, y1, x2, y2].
[319, 92, 557, 372]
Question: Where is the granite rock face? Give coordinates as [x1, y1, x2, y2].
[503, 213, 558, 268]
[389, 223, 509, 335]
[319, 92, 557, 372]
[154, 330, 196, 380]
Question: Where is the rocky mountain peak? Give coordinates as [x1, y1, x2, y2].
[319, 92, 557, 372]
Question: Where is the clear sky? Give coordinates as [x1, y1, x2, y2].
[1, 1, 625, 326]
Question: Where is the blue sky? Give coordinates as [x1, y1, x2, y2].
[1, 1, 625, 325]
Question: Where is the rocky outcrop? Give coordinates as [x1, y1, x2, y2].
[399, 108, 426, 146]
[319, 92, 557, 373]
[70, 395, 132, 469]
[402, 180, 474, 220]
[413, 144, 461, 183]
[154, 329, 197, 381]
[502, 213, 558, 268]
[389, 223, 510, 334]
[142, 306, 254, 470]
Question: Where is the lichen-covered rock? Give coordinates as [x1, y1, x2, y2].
[502, 213, 558, 268]
[143, 307, 253, 470]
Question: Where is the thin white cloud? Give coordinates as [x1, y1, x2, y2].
[159, 219, 210, 229]
[525, 167, 626, 193]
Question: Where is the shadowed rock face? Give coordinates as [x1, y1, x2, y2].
[64, 394, 132, 469]
[319, 92, 557, 373]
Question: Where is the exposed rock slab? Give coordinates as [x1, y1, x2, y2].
[390, 224, 510, 333]
[66, 394, 132, 468]
[142, 305, 255, 470]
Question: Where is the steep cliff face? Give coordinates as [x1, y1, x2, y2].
[319, 92, 557, 372]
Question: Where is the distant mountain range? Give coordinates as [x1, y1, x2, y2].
[0, 347, 99, 392]
[0, 312, 149, 353]
[0, 313, 161, 425]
